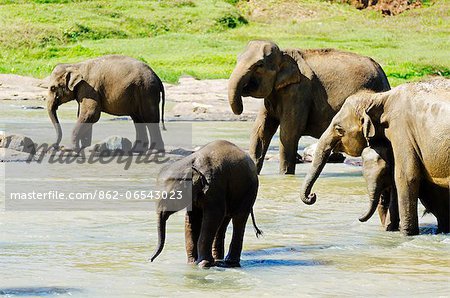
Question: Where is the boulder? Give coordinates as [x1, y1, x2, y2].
[302, 143, 317, 162]
[0, 148, 35, 162]
[0, 134, 36, 153]
[169, 147, 194, 156]
[344, 156, 363, 166]
[86, 136, 133, 154]
[302, 142, 345, 163]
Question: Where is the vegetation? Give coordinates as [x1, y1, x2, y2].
[0, 0, 448, 85]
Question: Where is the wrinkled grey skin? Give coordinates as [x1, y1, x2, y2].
[360, 146, 399, 231]
[47, 55, 165, 151]
[300, 79, 450, 235]
[360, 147, 449, 234]
[228, 40, 390, 174]
[150, 140, 262, 268]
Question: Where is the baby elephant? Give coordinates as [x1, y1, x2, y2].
[359, 146, 399, 231]
[150, 140, 262, 268]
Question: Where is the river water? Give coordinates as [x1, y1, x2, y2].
[1, 100, 449, 297]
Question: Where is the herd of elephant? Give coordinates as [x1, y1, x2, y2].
[45, 40, 449, 268]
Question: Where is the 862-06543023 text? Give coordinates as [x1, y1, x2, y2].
[8, 190, 184, 201]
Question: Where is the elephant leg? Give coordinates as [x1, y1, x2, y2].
[436, 192, 450, 233]
[72, 99, 100, 150]
[394, 158, 420, 235]
[419, 183, 449, 234]
[131, 115, 148, 152]
[249, 108, 279, 174]
[377, 189, 390, 227]
[80, 123, 93, 148]
[384, 187, 399, 231]
[140, 91, 165, 153]
[185, 208, 202, 264]
[279, 118, 304, 175]
[197, 203, 225, 268]
[212, 216, 231, 262]
[146, 123, 165, 153]
[224, 213, 250, 267]
[436, 208, 450, 234]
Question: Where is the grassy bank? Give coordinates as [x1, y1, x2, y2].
[0, 0, 448, 85]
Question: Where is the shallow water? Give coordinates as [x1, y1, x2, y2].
[1, 100, 449, 297]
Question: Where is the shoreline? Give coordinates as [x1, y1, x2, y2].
[0, 74, 260, 122]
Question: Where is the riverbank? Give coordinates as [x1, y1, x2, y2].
[0, 74, 259, 122]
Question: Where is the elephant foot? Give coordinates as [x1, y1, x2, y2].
[384, 222, 399, 232]
[187, 257, 197, 265]
[131, 142, 148, 153]
[436, 223, 449, 234]
[197, 260, 213, 269]
[400, 227, 420, 236]
[219, 258, 241, 268]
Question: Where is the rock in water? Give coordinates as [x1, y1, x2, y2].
[302, 142, 345, 163]
[0, 134, 36, 153]
[87, 136, 133, 154]
[0, 148, 35, 162]
[302, 143, 317, 163]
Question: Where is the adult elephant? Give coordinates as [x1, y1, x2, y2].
[300, 79, 450, 235]
[47, 55, 165, 151]
[360, 146, 449, 234]
[150, 140, 262, 268]
[228, 40, 390, 174]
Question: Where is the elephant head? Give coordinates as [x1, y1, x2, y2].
[228, 40, 303, 115]
[359, 146, 393, 223]
[47, 64, 84, 146]
[300, 91, 386, 205]
[150, 163, 209, 262]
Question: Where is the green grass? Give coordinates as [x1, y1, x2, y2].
[0, 0, 448, 85]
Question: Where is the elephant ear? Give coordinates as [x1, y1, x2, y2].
[65, 67, 83, 91]
[362, 94, 386, 140]
[274, 53, 302, 91]
[191, 166, 210, 194]
[362, 110, 376, 139]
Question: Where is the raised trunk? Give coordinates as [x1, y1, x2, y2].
[300, 127, 339, 205]
[150, 211, 173, 262]
[358, 184, 382, 222]
[227, 65, 251, 115]
[47, 98, 62, 147]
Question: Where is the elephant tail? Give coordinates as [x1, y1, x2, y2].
[250, 208, 263, 238]
[158, 76, 167, 131]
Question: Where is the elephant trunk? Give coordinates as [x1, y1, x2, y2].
[150, 210, 174, 262]
[228, 65, 252, 115]
[300, 127, 339, 205]
[359, 184, 383, 222]
[47, 97, 62, 147]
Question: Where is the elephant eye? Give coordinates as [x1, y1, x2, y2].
[50, 86, 56, 92]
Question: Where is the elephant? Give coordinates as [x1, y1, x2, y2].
[150, 140, 262, 268]
[228, 40, 390, 174]
[300, 79, 450, 235]
[359, 146, 399, 231]
[360, 146, 449, 234]
[47, 55, 165, 151]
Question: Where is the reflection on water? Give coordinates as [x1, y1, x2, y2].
[1, 101, 449, 296]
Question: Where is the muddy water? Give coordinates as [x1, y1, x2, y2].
[1, 100, 449, 297]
